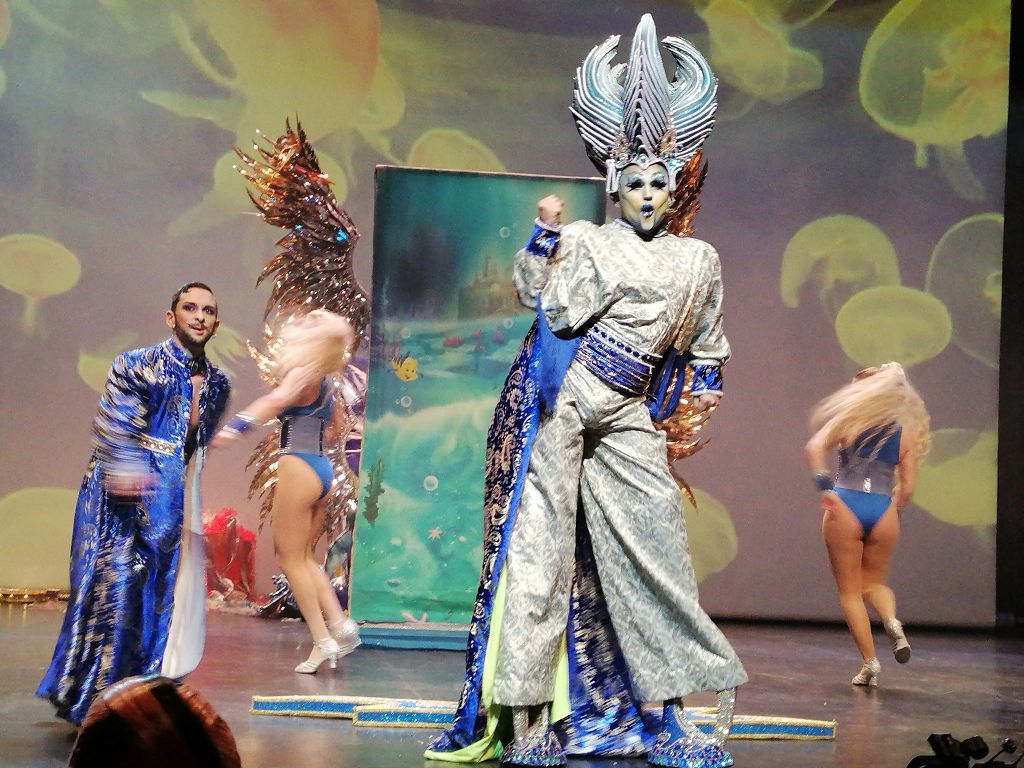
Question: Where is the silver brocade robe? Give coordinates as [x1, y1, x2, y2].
[494, 218, 747, 705]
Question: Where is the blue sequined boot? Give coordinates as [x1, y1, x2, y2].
[648, 693, 736, 768]
[499, 705, 566, 767]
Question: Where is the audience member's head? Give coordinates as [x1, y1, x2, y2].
[68, 675, 241, 768]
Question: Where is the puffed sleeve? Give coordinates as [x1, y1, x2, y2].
[536, 221, 621, 337]
[513, 220, 562, 309]
[92, 351, 152, 473]
[684, 245, 730, 396]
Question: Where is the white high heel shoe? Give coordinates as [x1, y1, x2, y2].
[295, 637, 341, 674]
[851, 657, 881, 687]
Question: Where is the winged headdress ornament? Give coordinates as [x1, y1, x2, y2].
[570, 13, 718, 194]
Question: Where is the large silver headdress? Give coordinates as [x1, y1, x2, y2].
[571, 14, 717, 194]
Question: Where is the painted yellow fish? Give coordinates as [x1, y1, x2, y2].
[391, 354, 419, 381]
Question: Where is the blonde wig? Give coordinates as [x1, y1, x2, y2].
[272, 309, 354, 382]
[809, 362, 930, 457]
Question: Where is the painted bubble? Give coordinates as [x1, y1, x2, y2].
[0, 234, 82, 333]
[680, 488, 737, 584]
[499, 227, 511, 239]
[834, 286, 951, 368]
[695, 0, 834, 111]
[423, 475, 439, 492]
[925, 213, 1002, 369]
[859, 0, 1010, 199]
[0, 487, 77, 588]
[399, 396, 412, 408]
[78, 331, 140, 393]
[914, 428, 996, 527]
[407, 128, 505, 173]
[780, 215, 900, 315]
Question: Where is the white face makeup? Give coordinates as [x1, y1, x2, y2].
[616, 164, 671, 235]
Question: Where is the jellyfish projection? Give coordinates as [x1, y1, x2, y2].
[0, 234, 81, 334]
[694, 0, 837, 114]
[0, 487, 77, 589]
[834, 285, 951, 368]
[859, 0, 1010, 200]
[139, 0, 401, 234]
[407, 128, 506, 173]
[780, 214, 901, 316]
[925, 213, 1003, 369]
[914, 428, 996, 527]
[77, 331, 140, 393]
[0, 0, 10, 101]
[204, 322, 248, 376]
[681, 488, 737, 584]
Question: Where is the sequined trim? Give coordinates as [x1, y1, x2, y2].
[576, 324, 662, 397]
[525, 223, 561, 259]
[139, 434, 177, 457]
[689, 364, 722, 396]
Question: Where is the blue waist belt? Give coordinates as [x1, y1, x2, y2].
[575, 325, 662, 397]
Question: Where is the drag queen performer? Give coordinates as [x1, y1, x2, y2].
[213, 310, 360, 673]
[806, 363, 929, 687]
[427, 16, 746, 768]
[37, 283, 231, 725]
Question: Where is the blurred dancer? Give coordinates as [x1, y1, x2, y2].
[38, 283, 231, 724]
[213, 310, 360, 673]
[805, 362, 930, 686]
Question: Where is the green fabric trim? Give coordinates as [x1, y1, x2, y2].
[424, 570, 571, 763]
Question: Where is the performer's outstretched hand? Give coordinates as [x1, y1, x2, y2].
[537, 195, 564, 228]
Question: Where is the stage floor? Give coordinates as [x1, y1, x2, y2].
[3, 605, 1022, 768]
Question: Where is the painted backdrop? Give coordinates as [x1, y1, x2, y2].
[350, 167, 605, 623]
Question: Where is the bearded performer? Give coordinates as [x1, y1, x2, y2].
[426, 15, 745, 768]
[37, 283, 231, 725]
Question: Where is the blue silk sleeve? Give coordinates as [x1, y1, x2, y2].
[92, 352, 151, 473]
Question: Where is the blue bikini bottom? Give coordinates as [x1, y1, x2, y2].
[283, 452, 334, 499]
[834, 488, 892, 538]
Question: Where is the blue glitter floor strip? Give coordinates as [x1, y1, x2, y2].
[250, 696, 837, 739]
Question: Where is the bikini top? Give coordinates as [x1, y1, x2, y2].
[841, 424, 902, 464]
[279, 378, 333, 454]
[836, 424, 901, 495]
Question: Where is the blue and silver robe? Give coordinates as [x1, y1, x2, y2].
[37, 339, 230, 724]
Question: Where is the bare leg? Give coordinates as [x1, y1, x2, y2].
[272, 456, 331, 643]
[862, 506, 910, 662]
[306, 501, 345, 628]
[861, 505, 899, 620]
[822, 503, 875, 661]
